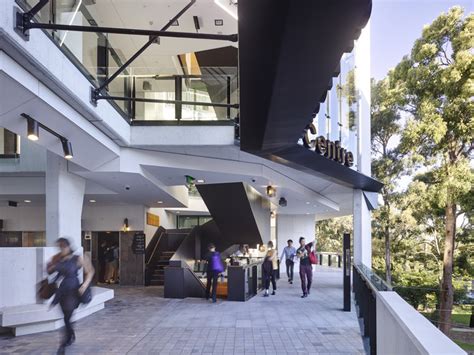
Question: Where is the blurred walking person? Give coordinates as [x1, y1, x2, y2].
[47, 237, 94, 353]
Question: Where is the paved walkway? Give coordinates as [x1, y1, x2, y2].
[0, 266, 366, 354]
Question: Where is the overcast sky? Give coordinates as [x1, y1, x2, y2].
[371, 0, 473, 80]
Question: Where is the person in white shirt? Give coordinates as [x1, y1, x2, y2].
[280, 239, 296, 284]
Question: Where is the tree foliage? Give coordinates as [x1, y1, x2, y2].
[386, 6, 473, 334]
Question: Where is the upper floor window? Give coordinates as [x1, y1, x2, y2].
[0, 128, 20, 158]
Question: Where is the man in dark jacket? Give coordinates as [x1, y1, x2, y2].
[203, 243, 223, 303]
[297, 237, 315, 298]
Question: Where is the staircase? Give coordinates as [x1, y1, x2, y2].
[145, 228, 190, 286]
[149, 250, 175, 286]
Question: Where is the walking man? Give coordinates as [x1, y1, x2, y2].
[204, 243, 224, 303]
[280, 239, 296, 284]
[297, 236, 315, 298]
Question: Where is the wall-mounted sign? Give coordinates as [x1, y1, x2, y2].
[131, 233, 146, 254]
[146, 212, 160, 227]
[303, 123, 354, 167]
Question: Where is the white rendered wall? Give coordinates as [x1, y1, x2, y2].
[82, 205, 146, 232]
[0, 206, 45, 231]
[45, 152, 85, 248]
[276, 214, 315, 276]
[353, 22, 372, 268]
[145, 207, 177, 245]
[377, 292, 466, 354]
[0, 247, 56, 308]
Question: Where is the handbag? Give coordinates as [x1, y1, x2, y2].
[38, 278, 57, 300]
[79, 284, 92, 304]
[309, 251, 318, 265]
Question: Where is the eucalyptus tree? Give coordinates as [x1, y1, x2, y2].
[389, 7, 473, 334]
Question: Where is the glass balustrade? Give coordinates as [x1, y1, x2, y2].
[15, 0, 239, 123]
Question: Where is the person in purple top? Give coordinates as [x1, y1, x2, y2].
[296, 236, 314, 298]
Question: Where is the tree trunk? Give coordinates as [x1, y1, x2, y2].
[438, 203, 456, 335]
[385, 223, 392, 284]
[384, 197, 392, 284]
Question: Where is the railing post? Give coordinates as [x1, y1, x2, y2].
[226, 76, 231, 119]
[343, 233, 351, 311]
[175, 75, 182, 121]
[369, 290, 377, 355]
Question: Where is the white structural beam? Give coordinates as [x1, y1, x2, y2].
[353, 22, 372, 268]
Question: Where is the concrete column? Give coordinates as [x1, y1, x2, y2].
[353, 22, 372, 268]
[353, 189, 371, 267]
[45, 151, 85, 248]
[276, 214, 315, 276]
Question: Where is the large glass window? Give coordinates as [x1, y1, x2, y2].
[15, 1, 239, 123]
[177, 215, 212, 229]
[0, 128, 20, 158]
[301, 50, 359, 170]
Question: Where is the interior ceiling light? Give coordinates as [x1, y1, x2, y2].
[157, 201, 164, 204]
[26, 117, 39, 141]
[59, 0, 83, 47]
[24, 200, 31, 203]
[279, 197, 287, 207]
[61, 139, 73, 160]
[266, 185, 276, 197]
[196, 179, 205, 183]
[22, 113, 74, 160]
[306, 201, 310, 205]
[214, 0, 238, 20]
[89, 199, 96, 203]
[214, 19, 223, 26]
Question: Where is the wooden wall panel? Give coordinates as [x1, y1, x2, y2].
[120, 231, 145, 286]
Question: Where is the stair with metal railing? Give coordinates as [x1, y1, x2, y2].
[145, 228, 190, 286]
[149, 250, 175, 286]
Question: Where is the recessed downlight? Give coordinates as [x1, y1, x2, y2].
[306, 201, 310, 205]
[157, 201, 164, 204]
[24, 199, 31, 203]
[89, 199, 96, 203]
[196, 179, 205, 183]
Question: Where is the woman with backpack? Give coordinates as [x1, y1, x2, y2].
[296, 236, 316, 298]
[204, 243, 224, 303]
[47, 237, 94, 352]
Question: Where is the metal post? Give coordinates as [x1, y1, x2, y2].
[369, 290, 377, 355]
[319, 254, 323, 265]
[328, 254, 332, 267]
[226, 76, 231, 119]
[175, 76, 182, 121]
[131, 76, 136, 120]
[97, 36, 109, 88]
[343, 233, 351, 311]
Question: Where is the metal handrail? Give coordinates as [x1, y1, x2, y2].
[354, 263, 392, 292]
[145, 228, 165, 266]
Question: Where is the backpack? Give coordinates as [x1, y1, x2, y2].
[262, 259, 273, 274]
[209, 252, 224, 273]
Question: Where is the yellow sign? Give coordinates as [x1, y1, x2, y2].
[146, 213, 160, 227]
